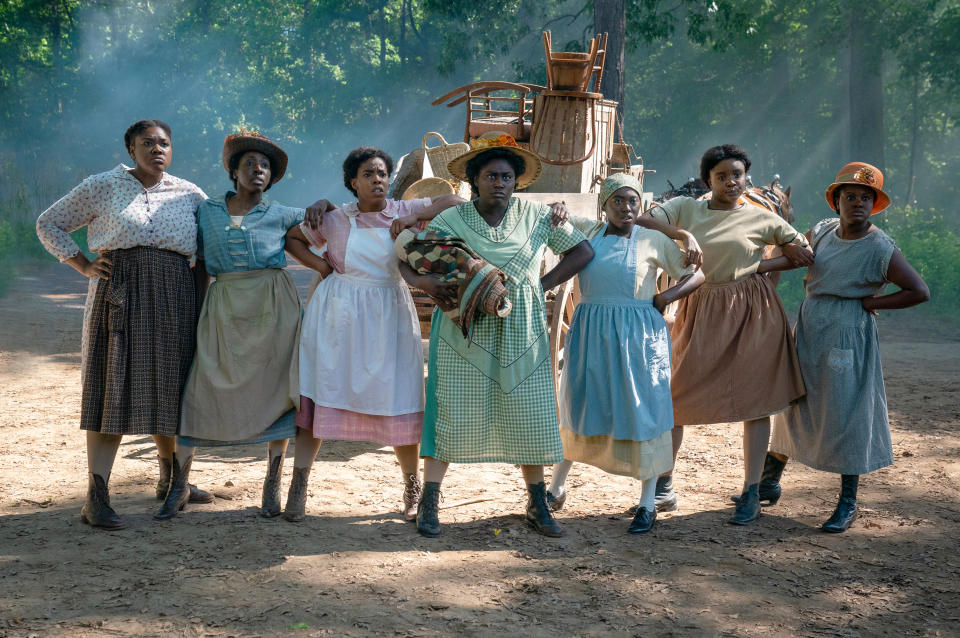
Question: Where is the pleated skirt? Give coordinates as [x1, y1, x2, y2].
[80, 246, 196, 436]
[669, 273, 805, 426]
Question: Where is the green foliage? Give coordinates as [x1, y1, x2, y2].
[880, 206, 960, 316]
[0, 217, 58, 296]
[0, 0, 957, 321]
[774, 206, 960, 319]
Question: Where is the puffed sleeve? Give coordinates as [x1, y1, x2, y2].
[35, 176, 101, 261]
[397, 197, 432, 218]
[299, 218, 325, 248]
[568, 215, 604, 239]
[285, 205, 306, 229]
[546, 214, 587, 255]
[873, 234, 897, 284]
[647, 197, 684, 226]
[766, 213, 809, 247]
[651, 231, 695, 281]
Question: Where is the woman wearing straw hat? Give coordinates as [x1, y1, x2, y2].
[156, 129, 328, 519]
[762, 162, 929, 533]
[401, 134, 594, 538]
[36, 119, 213, 529]
[284, 146, 465, 524]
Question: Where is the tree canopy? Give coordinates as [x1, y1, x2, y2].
[1, 0, 957, 223]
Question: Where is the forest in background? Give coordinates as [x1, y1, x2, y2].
[1, 0, 958, 312]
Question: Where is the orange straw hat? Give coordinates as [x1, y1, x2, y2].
[222, 129, 288, 184]
[446, 132, 542, 190]
[824, 162, 890, 214]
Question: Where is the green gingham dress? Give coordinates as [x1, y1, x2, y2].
[420, 198, 586, 464]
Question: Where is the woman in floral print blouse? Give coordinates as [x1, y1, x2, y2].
[36, 119, 214, 530]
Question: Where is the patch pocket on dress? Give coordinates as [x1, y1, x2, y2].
[826, 347, 853, 373]
[106, 280, 127, 333]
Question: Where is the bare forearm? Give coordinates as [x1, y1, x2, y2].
[417, 195, 461, 222]
[64, 253, 91, 275]
[285, 236, 330, 273]
[862, 288, 930, 312]
[540, 242, 593, 291]
[636, 215, 683, 240]
[399, 262, 426, 288]
[657, 271, 704, 307]
[757, 256, 801, 273]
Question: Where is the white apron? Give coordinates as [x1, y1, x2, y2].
[299, 214, 424, 416]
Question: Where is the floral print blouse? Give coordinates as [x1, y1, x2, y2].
[36, 164, 207, 261]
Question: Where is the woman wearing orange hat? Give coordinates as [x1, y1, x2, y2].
[764, 162, 929, 533]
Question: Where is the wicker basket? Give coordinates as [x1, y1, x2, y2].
[402, 176, 456, 201]
[423, 132, 469, 183]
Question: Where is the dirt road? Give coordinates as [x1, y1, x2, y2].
[1, 264, 958, 637]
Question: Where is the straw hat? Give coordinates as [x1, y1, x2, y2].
[446, 132, 542, 190]
[401, 176, 455, 201]
[824, 162, 890, 214]
[222, 129, 288, 184]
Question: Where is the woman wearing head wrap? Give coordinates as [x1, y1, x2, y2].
[543, 174, 704, 533]
[157, 129, 329, 519]
[762, 163, 929, 533]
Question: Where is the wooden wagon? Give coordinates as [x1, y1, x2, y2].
[402, 31, 652, 388]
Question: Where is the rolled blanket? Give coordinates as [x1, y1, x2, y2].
[394, 228, 512, 341]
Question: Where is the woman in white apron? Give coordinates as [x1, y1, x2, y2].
[284, 146, 462, 522]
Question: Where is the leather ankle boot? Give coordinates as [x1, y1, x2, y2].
[526, 481, 564, 537]
[156, 456, 213, 504]
[260, 454, 284, 518]
[546, 488, 566, 511]
[416, 481, 442, 537]
[283, 466, 311, 522]
[156, 457, 172, 500]
[654, 474, 678, 512]
[628, 505, 656, 534]
[81, 473, 126, 530]
[630, 474, 677, 514]
[402, 473, 422, 522]
[155, 453, 193, 520]
[729, 483, 761, 525]
[731, 453, 786, 505]
[822, 474, 859, 533]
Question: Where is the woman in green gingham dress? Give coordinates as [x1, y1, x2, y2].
[399, 135, 593, 538]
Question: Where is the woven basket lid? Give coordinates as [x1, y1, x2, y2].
[401, 176, 456, 200]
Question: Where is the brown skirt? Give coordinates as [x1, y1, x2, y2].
[670, 273, 804, 426]
[80, 246, 197, 435]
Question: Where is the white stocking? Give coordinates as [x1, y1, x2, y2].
[548, 459, 573, 495]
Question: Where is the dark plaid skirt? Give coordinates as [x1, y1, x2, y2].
[80, 246, 197, 435]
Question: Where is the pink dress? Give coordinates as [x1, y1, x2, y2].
[296, 199, 431, 446]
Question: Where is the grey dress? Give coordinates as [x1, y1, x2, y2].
[771, 218, 896, 474]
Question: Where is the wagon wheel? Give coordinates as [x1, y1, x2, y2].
[547, 276, 580, 394]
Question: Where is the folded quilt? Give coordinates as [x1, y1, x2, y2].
[394, 228, 512, 341]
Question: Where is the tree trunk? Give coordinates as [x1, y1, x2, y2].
[593, 0, 625, 134]
[906, 72, 921, 205]
[847, 4, 885, 168]
[379, 3, 387, 77]
[50, 0, 64, 117]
